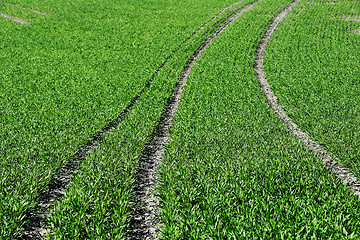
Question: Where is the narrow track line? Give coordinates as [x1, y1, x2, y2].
[342, 16, 360, 22]
[129, 1, 260, 239]
[20, 2, 252, 239]
[29, 10, 52, 16]
[0, 13, 28, 24]
[254, 0, 360, 196]
[1, 2, 53, 16]
[194, 0, 244, 35]
[308, 2, 339, 5]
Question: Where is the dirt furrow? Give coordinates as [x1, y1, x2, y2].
[0, 13, 28, 24]
[129, 2, 260, 240]
[20, 2, 253, 239]
[254, 0, 360, 196]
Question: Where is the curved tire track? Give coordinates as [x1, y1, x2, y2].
[254, 0, 360, 196]
[20, 1, 249, 239]
[0, 13, 28, 24]
[129, 1, 260, 239]
[1, 2, 53, 16]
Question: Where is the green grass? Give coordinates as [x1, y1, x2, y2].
[158, 0, 360, 238]
[265, 0, 360, 177]
[0, 0, 239, 237]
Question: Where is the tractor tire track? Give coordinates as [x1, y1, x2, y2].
[254, 0, 360, 196]
[129, 1, 260, 240]
[1, 2, 53, 16]
[194, 0, 244, 35]
[20, 1, 250, 239]
[0, 13, 28, 24]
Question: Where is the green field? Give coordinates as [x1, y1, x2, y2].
[265, 0, 360, 177]
[1, 0, 360, 239]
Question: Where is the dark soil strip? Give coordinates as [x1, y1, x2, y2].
[20, 2, 251, 239]
[0, 13, 28, 24]
[254, 0, 360, 196]
[129, 2, 260, 240]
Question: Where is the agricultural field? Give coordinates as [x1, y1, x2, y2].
[265, 0, 360, 177]
[1, 0, 359, 239]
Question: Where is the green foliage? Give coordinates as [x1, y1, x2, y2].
[265, 0, 360, 176]
[159, 0, 360, 238]
[46, 1, 258, 238]
[2, 0, 360, 238]
[0, 0, 238, 237]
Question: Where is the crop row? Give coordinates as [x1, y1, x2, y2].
[265, 0, 360, 177]
[2, 0, 360, 238]
[45, 1, 260, 239]
[46, 0, 360, 238]
[159, 0, 360, 238]
[0, 0, 242, 237]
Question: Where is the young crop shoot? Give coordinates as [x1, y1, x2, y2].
[1, 0, 360, 238]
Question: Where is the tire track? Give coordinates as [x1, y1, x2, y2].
[129, 1, 260, 239]
[0, 13, 28, 24]
[20, 2, 250, 239]
[342, 16, 360, 22]
[0, 2, 53, 16]
[194, 0, 244, 35]
[309, 2, 339, 5]
[254, 0, 360, 196]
